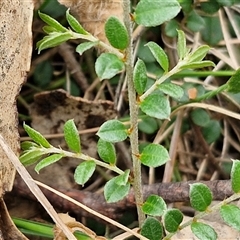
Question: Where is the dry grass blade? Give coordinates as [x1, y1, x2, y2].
[173, 102, 240, 121]
[35, 180, 149, 240]
[0, 134, 76, 240]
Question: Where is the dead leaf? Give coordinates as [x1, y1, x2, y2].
[54, 213, 108, 240]
[28, 89, 116, 189]
[0, 0, 33, 239]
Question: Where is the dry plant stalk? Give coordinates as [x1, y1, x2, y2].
[58, 0, 123, 43]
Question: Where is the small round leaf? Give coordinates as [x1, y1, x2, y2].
[141, 217, 163, 240]
[97, 120, 128, 143]
[95, 53, 124, 80]
[202, 120, 221, 144]
[97, 139, 116, 165]
[191, 222, 217, 240]
[140, 143, 170, 167]
[105, 16, 129, 50]
[164, 209, 183, 233]
[74, 161, 96, 186]
[140, 92, 171, 120]
[104, 176, 130, 203]
[142, 195, 167, 216]
[186, 10, 205, 32]
[135, 0, 181, 27]
[114, 170, 130, 186]
[190, 109, 210, 127]
[220, 204, 240, 231]
[138, 116, 158, 134]
[189, 183, 212, 212]
[157, 83, 184, 100]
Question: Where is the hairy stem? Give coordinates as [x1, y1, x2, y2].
[122, 0, 145, 225]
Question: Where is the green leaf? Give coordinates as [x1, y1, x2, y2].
[76, 42, 98, 55]
[231, 160, 240, 193]
[217, 0, 235, 6]
[190, 109, 211, 127]
[157, 83, 184, 100]
[201, 0, 220, 14]
[191, 222, 217, 240]
[165, 19, 179, 37]
[23, 123, 51, 148]
[64, 119, 81, 153]
[74, 160, 96, 186]
[20, 150, 44, 166]
[140, 92, 171, 120]
[95, 53, 124, 80]
[140, 143, 170, 167]
[220, 204, 240, 231]
[180, 0, 193, 13]
[97, 120, 128, 143]
[202, 120, 221, 144]
[142, 195, 167, 216]
[141, 217, 163, 240]
[133, 59, 148, 95]
[97, 139, 116, 165]
[186, 10, 205, 32]
[164, 209, 183, 233]
[37, 32, 73, 53]
[189, 183, 213, 212]
[227, 68, 240, 93]
[114, 170, 130, 186]
[201, 16, 223, 46]
[104, 176, 130, 203]
[33, 60, 53, 87]
[35, 154, 64, 173]
[39, 0, 66, 18]
[180, 61, 215, 70]
[135, 0, 181, 27]
[105, 16, 129, 50]
[21, 141, 39, 151]
[42, 25, 58, 34]
[38, 11, 68, 32]
[177, 30, 187, 60]
[145, 42, 169, 72]
[188, 45, 211, 63]
[66, 9, 88, 34]
[138, 116, 158, 134]
[137, 40, 156, 63]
